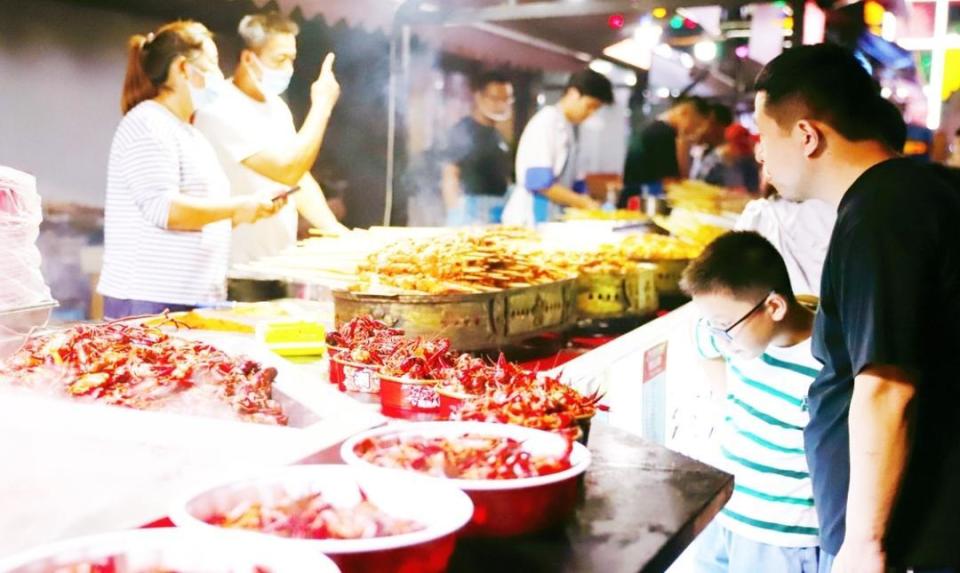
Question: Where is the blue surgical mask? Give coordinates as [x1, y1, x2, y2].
[187, 65, 225, 110]
[252, 54, 293, 96]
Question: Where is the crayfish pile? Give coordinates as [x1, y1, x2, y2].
[451, 356, 601, 431]
[0, 322, 287, 425]
[327, 315, 406, 367]
[353, 432, 573, 480]
[206, 490, 423, 540]
[329, 317, 601, 430]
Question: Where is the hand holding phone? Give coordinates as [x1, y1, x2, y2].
[272, 185, 301, 202]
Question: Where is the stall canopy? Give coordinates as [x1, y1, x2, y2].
[255, 0, 767, 72]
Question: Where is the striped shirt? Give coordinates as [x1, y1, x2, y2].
[98, 100, 231, 306]
[695, 321, 821, 547]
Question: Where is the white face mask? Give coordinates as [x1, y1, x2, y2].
[252, 54, 293, 96]
[187, 65, 225, 110]
[481, 108, 512, 123]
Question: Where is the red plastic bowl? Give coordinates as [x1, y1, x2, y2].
[378, 374, 442, 419]
[170, 465, 473, 573]
[341, 421, 592, 538]
[330, 356, 381, 393]
[435, 386, 472, 418]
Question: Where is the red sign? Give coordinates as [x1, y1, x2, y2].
[643, 342, 668, 383]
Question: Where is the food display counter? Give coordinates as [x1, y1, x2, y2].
[0, 298, 731, 572]
[0, 212, 747, 572]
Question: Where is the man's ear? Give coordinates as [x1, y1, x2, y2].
[796, 119, 823, 158]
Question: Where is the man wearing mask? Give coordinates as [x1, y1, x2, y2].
[619, 96, 711, 207]
[195, 13, 345, 274]
[502, 68, 612, 226]
[441, 71, 514, 226]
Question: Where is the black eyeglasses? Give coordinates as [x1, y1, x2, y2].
[705, 290, 774, 344]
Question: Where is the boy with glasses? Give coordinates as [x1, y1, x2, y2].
[680, 230, 822, 573]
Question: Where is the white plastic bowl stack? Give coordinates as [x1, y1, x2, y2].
[0, 528, 340, 573]
[0, 166, 51, 312]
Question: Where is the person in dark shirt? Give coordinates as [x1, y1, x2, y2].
[754, 43, 960, 573]
[619, 96, 711, 207]
[441, 71, 514, 225]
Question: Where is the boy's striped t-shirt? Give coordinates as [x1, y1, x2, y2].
[695, 321, 822, 547]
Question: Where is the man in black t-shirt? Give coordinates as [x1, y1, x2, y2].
[441, 71, 514, 225]
[754, 44, 960, 573]
[619, 96, 711, 207]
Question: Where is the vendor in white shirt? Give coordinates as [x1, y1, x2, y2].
[195, 13, 346, 269]
[502, 68, 612, 226]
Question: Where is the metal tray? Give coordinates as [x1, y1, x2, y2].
[0, 300, 58, 359]
[576, 264, 659, 320]
[332, 279, 577, 351]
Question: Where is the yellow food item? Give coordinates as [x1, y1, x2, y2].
[563, 208, 648, 221]
[619, 233, 702, 261]
[355, 228, 574, 295]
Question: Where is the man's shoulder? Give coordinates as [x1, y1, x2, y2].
[643, 120, 676, 139]
[842, 159, 959, 228]
[527, 105, 565, 130]
[197, 84, 250, 117]
[449, 116, 480, 140]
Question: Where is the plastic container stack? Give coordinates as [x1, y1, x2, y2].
[0, 166, 51, 311]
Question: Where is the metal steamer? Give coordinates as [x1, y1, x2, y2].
[333, 279, 577, 351]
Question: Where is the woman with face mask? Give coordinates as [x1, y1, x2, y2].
[98, 21, 286, 319]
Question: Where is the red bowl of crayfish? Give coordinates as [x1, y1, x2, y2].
[435, 385, 472, 418]
[378, 374, 443, 420]
[341, 421, 591, 538]
[330, 355, 381, 394]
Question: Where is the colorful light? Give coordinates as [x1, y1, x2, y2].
[783, 16, 794, 30]
[864, 0, 885, 27]
[634, 22, 663, 46]
[684, 19, 697, 30]
[652, 7, 668, 19]
[670, 15, 684, 29]
[694, 41, 718, 62]
[735, 45, 750, 59]
[608, 13, 626, 30]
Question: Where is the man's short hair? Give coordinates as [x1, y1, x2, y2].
[680, 231, 796, 302]
[754, 43, 889, 142]
[472, 70, 510, 93]
[673, 95, 712, 117]
[566, 68, 614, 104]
[875, 97, 907, 151]
[238, 13, 299, 51]
[710, 103, 734, 127]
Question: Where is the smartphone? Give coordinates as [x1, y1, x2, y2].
[272, 185, 301, 202]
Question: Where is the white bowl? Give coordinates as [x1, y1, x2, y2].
[340, 421, 591, 491]
[0, 527, 339, 573]
[169, 464, 473, 564]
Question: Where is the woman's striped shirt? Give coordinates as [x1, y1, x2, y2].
[696, 321, 822, 547]
[98, 100, 231, 306]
